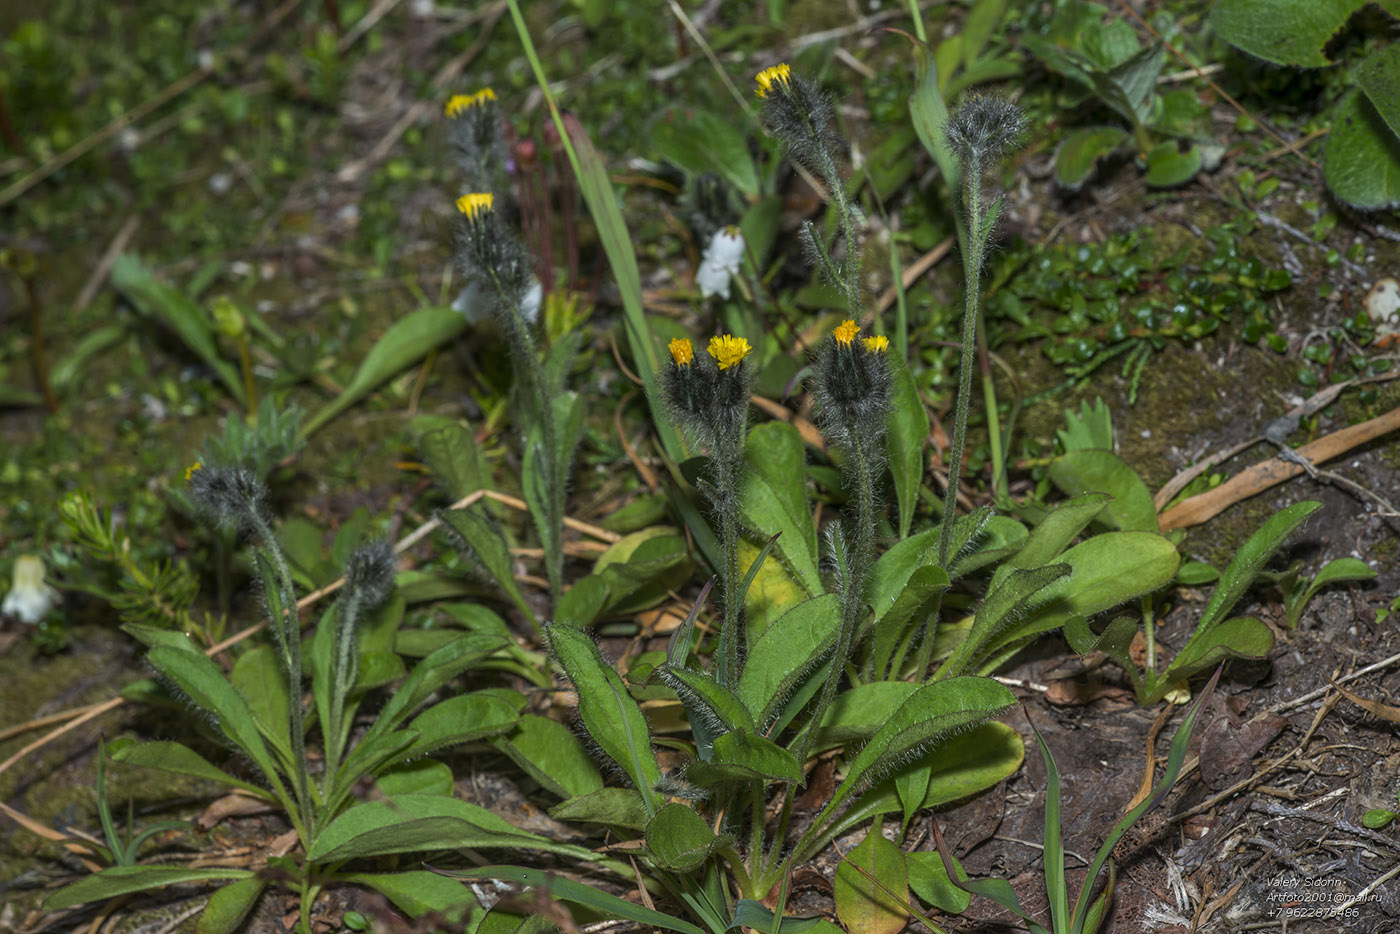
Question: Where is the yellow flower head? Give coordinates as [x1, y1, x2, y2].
[185, 462, 203, 481]
[707, 334, 752, 371]
[456, 192, 494, 223]
[833, 319, 860, 346]
[755, 63, 792, 99]
[445, 88, 496, 118]
[668, 337, 695, 367]
[862, 335, 890, 354]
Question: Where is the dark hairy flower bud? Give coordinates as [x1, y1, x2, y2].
[445, 89, 505, 183]
[342, 540, 396, 610]
[944, 94, 1027, 171]
[187, 463, 268, 535]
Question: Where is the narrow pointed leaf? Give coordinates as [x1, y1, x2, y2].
[44, 866, 253, 910]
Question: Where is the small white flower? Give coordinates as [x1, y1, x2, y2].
[2, 556, 57, 625]
[696, 227, 745, 300]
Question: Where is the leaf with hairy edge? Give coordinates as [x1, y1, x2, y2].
[813, 677, 1016, 830]
[1165, 616, 1273, 680]
[990, 493, 1110, 591]
[549, 788, 650, 831]
[437, 507, 537, 630]
[196, 876, 265, 934]
[231, 643, 293, 768]
[834, 819, 908, 934]
[110, 741, 272, 799]
[368, 633, 510, 741]
[687, 730, 804, 785]
[44, 866, 254, 910]
[307, 794, 584, 863]
[437, 865, 706, 934]
[816, 682, 920, 749]
[887, 364, 929, 539]
[653, 665, 756, 739]
[939, 564, 1069, 677]
[737, 592, 841, 727]
[1195, 501, 1319, 634]
[145, 647, 287, 799]
[1212, 0, 1364, 68]
[548, 625, 661, 814]
[646, 803, 720, 872]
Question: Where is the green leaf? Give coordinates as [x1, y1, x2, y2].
[307, 794, 579, 863]
[411, 416, 489, 501]
[1197, 501, 1319, 633]
[1362, 808, 1397, 829]
[650, 106, 760, 198]
[110, 740, 272, 799]
[731, 901, 839, 933]
[1058, 399, 1114, 452]
[437, 506, 537, 629]
[1064, 615, 1140, 671]
[737, 592, 841, 728]
[940, 564, 1070, 677]
[592, 529, 692, 615]
[44, 866, 254, 910]
[111, 256, 247, 406]
[1092, 42, 1164, 126]
[1048, 450, 1158, 532]
[144, 646, 286, 797]
[365, 633, 507, 740]
[403, 692, 521, 758]
[342, 871, 477, 922]
[196, 876, 265, 934]
[497, 714, 604, 799]
[1299, 557, 1378, 617]
[887, 364, 929, 539]
[815, 678, 1016, 829]
[1165, 616, 1273, 680]
[51, 324, 126, 394]
[834, 820, 908, 934]
[645, 803, 719, 872]
[653, 664, 756, 741]
[905, 851, 970, 914]
[1032, 719, 1069, 932]
[1325, 90, 1400, 210]
[1359, 45, 1400, 140]
[996, 531, 1180, 658]
[688, 729, 804, 784]
[549, 787, 651, 831]
[231, 643, 293, 768]
[301, 305, 467, 437]
[1055, 127, 1128, 188]
[547, 625, 661, 814]
[1211, 0, 1364, 68]
[1144, 141, 1203, 188]
[375, 758, 456, 797]
[742, 422, 822, 594]
[556, 574, 609, 628]
[441, 866, 705, 934]
[991, 493, 1110, 590]
[817, 682, 919, 749]
[908, 42, 961, 191]
[870, 565, 949, 681]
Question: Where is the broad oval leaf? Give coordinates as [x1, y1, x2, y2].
[1056, 127, 1128, 188]
[197, 876, 265, 934]
[645, 803, 719, 872]
[340, 871, 477, 922]
[549, 787, 650, 831]
[1048, 450, 1158, 532]
[687, 730, 804, 785]
[1324, 90, 1400, 210]
[834, 821, 908, 934]
[1166, 615, 1273, 680]
[1212, 0, 1364, 68]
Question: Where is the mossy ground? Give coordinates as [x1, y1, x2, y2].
[1, 0, 1398, 931]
